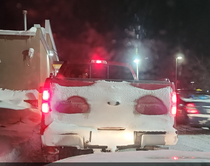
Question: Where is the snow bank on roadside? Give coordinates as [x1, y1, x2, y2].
[0, 148, 20, 162]
[0, 88, 38, 110]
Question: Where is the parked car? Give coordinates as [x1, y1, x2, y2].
[176, 90, 210, 129]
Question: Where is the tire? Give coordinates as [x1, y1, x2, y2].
[59, 146, 79, 159]
[41, 146, 59, 163]
[176, 110, 189, 125]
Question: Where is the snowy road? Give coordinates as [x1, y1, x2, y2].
[0, 107, 210, 162]
[167, 125, 210, 152]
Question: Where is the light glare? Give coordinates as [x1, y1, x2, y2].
[171, 92, 177, 104]
[171, 106, 177, 115]
[134, 59, 139, 63]
[96, 60, 102, 63]
[43, 90, 50, 100]
[42, 103, 50, 113]
[173, 156, 178, 160]
[124, 132, 134, 141]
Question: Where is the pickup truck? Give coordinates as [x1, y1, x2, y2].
[39, 60, 178, 161]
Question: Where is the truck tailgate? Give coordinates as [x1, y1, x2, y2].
[47, 79, 175, 133]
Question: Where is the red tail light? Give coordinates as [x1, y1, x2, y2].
[171, 92, 177, 116]
[42, 103, 50, 113]
[43, 90, 50, 100]
[185, 103, 199, 114]
[41, 89, 51, 113]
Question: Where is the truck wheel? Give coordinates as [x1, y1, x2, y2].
[41, 146, 59, 163]
[59, 146, 79, 159]
[59, 147, 94, 159]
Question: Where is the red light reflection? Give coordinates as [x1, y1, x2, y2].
[173, 156, 178, 160]
[96, 60, 102, 63]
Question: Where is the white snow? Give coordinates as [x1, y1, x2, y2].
[0, 88, 210, 163]
[0, 88, 41, 161]
[0, 88, 38, 109]
[50, 81, 174, 130]
[0, 27, 37, 36]
[42, 80, 177, 149]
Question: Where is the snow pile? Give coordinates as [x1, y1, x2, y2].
[0, 88, 41, 162]
[0, 88, 38, 110]
[49, 80, 174, 131]
[43, 80, 177, 149]
[0, 27, 37, 36]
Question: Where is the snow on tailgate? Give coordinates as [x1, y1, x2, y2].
[47, 80, 175, 134]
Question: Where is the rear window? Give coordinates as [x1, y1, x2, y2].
[58, 64, 90, 78]
[57, 63, 134, 80]
[109, 66, 134, 80]
[90, 64, 107, 79]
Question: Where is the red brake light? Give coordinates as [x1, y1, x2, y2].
[186, 103, 195, 107]
[43, 90, 50, 100]
[42, 103, 50, 113]
[172, 92, 177, 103]
[171, 92, 177, 116]
[41, 89, 51, 113]
[185, 103, 199, 114]
[171, 105, 177, 115]
[187, 109, 199, 114]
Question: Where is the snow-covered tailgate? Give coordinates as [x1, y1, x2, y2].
[41, 79, 178, 151]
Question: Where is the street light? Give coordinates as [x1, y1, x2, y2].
[134, 59, 139, 80]
[175, 56, 183, 90]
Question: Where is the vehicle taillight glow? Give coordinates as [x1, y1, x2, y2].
[171, 105, 177, 115]
[171, 92, 177, 116]
[186, 103, 195, 107]
[172, 92, 177, 103]
[91, 60, 107, 64]
[185, 103, 199, 114]
[42, 103, 50, 113]
[96, 60, 102, 63]
[43, 90, 50, 100]
[173, 156, 179, 160]
[41, 89, 51, 113]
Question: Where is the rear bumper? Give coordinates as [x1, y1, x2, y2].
[41, 130, 178, 151]
[188, 114, 210, 127]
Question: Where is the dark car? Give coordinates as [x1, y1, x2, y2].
[176, 90, 210, 128]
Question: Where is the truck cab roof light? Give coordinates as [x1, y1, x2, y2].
[91, 60, 107, 64]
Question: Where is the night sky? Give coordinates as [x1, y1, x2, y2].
[1, 0, 210, 89]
